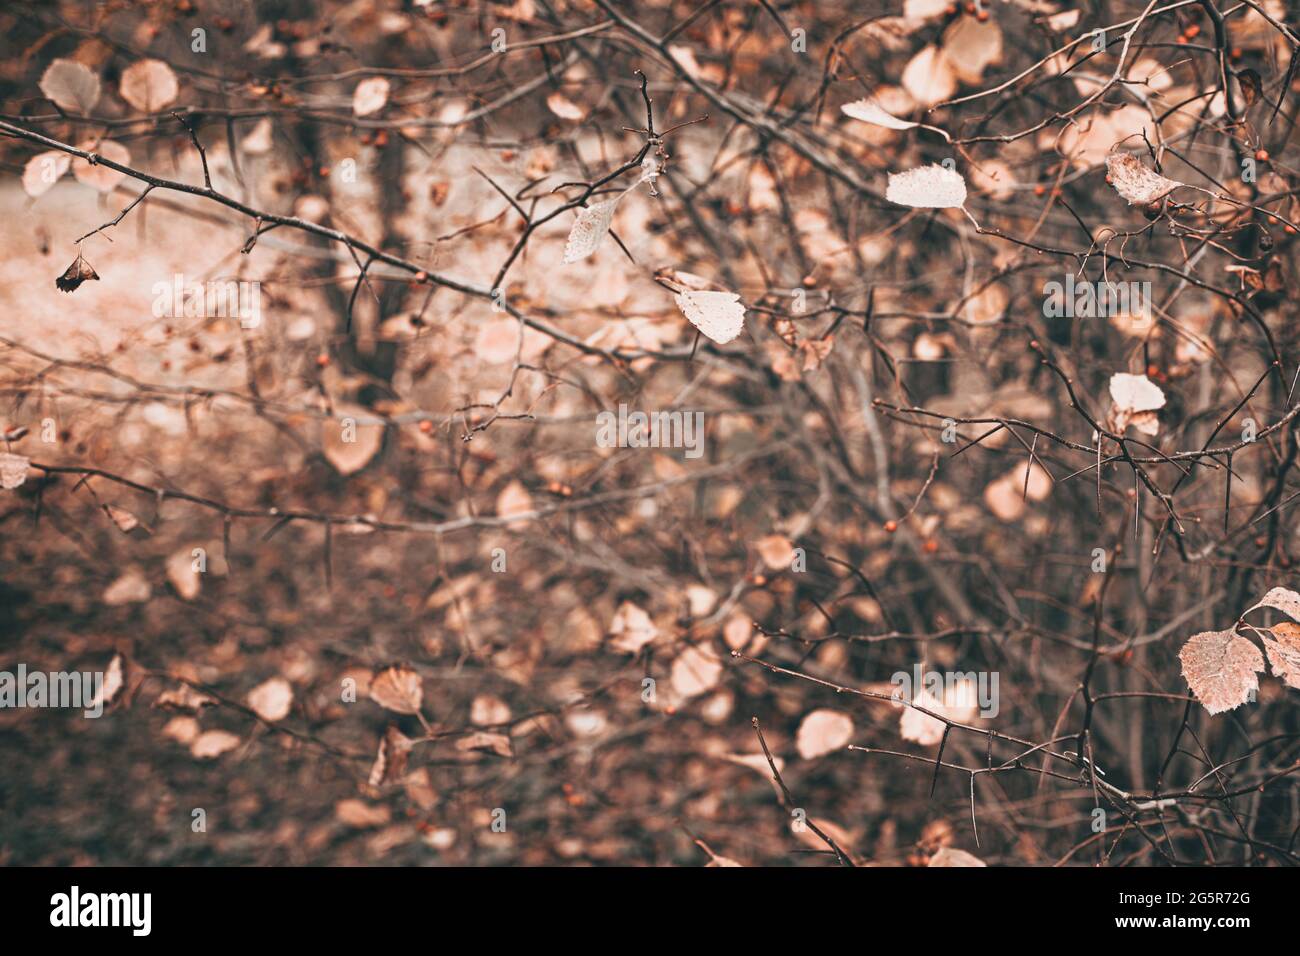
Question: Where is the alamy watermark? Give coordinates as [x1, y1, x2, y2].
[1042, 272, 1151, 324]
[890, 663, 1000, 719]
[595, 403, 705, 459]
[152, 273, 261, 329]
[0, 663, 107, 718]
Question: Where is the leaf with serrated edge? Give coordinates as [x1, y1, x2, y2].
[368, 665, 423, 715]
[1179, 628, 1265, 715]
[1263, 622, 1300, 690]
[1246, 586, 1300, 622]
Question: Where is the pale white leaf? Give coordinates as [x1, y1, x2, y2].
[1108, 372, 1166, 413]
[352, 76, 390, 117]
[246, 676, 293, 722]
[886, 163, 967, 208]
[609, 600, 658, 654]
[675, 290, 746, 344]
[562, 199, 618, 263]
[191, 729, 242, 759]
[841, 98, 918, 131]
[1105, 152, 1183, 205]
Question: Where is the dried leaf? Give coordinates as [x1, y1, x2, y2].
[55, 253, 100, 293]
[368, 665, 424, 715]
[191, 729, 242, 759]
[495, 479, 534, 527]
[39, 59, 101, 114]
[246, 676, 293, 722]
[901, 45, 957, 107]
[886, 163, 967, 208]
[1179, 628, 1265, 715]
[1105, 152, 1183, 205]
[1262, 622, 1300, 690]
[323, 406, 384, 476]
[166, 547, 201, 600]
[546, 92, 584, 121]
[368, 724, 413, 786]
[609, 600, 659, 653]
[88, 654, 125, 712]
[1246, 586, 1300, 621]
[1107, 373, 1166, 436]
[796, 708, 854, 759]
[755, 534, 795, 570]
[119, 59, 179, 112]
[241, 118, 275, 155]
[22, 151, 71, 198]
[841, 98, 918, 131]
[456, 731, 513, 758]
[0, 452, 30, 490]
[941, 15, 1003, 85]
[335, 798, 391, 828]
[670, 644, 723, 699]
[352, 76, 390, 117]
[562, 199, 618, 263]
[674, 290, 746, 344]
[103, 505, 140, 533]
[929, 847, 986, 867]
[103, 568, 151, 605]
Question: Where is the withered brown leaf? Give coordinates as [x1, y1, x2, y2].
[1179, 628, 1266, 715]
[55, 253, 99, 293]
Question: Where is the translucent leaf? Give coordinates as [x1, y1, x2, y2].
[1108, 372, 1165, 413]
[941, 14, 1003, 85]
[39, 59, 101, 114]
[1105, 152, 1183, 205]
[352, 76, 390, 117]
[886, 163, 967, 208]
[22, 151, 71, 198]
[1179, 628, 1265, 715]
[675, 290, 746, 344]
[562, 199, 618, 263]
[119, 59, 179, 112]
